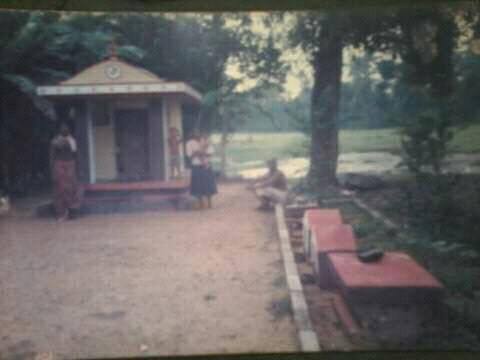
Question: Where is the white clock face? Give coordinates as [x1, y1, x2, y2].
[105, 64, 121, 79]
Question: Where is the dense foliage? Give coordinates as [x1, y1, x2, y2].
[1, 5, 480, 192]
[0, 12, 259, 190]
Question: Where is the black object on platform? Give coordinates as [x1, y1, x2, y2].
[357, 248, 384, 263]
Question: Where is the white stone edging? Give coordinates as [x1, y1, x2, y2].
[275, 205, 321, 352]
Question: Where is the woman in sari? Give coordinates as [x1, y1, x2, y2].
[49, 123, 82, 221]
[185, 130, 217, 209]
[198, 133, 217, 208]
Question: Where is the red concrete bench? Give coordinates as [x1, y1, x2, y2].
[310, 224, 358, 288]
[327, 252, 445, 306]
[302, 208, 343, 258]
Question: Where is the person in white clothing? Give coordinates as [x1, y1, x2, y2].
[185, 130, 217, 209]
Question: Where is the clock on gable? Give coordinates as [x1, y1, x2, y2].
[105, 64, 121, 80]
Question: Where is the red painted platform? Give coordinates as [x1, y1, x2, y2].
[82, 179, 190, 210]
[311, 224, 358, 255]
[84, 179, 190, 192]
[327, 252, 445, 305]
[304, 208, 343, 226]
[303, 208, 343, 258]
[311, 224, 358, 288]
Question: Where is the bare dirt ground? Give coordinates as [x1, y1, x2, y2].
[0, 183, 298, 359]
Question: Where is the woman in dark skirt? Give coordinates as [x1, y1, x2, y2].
[185, 131, 217, 209]
[49, 122, 82, 221]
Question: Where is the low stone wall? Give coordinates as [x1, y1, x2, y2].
[275, 205, 321, 352]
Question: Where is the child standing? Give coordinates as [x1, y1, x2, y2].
[168, 126, 182, 179]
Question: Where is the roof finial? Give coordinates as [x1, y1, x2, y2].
[108, 38, 118, 60]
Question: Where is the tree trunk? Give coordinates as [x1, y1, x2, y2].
[308, 27, 343, 191]
[219, 115, 229, 178]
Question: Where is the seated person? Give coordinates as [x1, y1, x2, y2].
[247, 158, 289, 210]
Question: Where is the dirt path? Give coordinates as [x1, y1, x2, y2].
[0, 184, 298, 359]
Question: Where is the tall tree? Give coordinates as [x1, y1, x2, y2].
[286, 3, 463, 189]
[290, 11, 347, 189]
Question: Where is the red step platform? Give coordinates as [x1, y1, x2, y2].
[82, 179, 190, 211]
[310, 224, 358, 288]
[302, 208, 343, 258]
[84, 179, 190, 193]
[327, 252, 445, 305]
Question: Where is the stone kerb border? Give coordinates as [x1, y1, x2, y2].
[275, 205, 321, 352]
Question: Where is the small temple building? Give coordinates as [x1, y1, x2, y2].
[37, 49, 201, 206]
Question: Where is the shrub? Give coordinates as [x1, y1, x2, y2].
[400, 111, 453, 177]
[404, 173, 480, 256]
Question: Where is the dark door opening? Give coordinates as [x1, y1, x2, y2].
[115, 109, 150, 181]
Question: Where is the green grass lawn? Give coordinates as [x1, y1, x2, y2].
[212, 124, 480, 171]
[340, 128, 402, 153]
[211, 133, 305, 166]
[450, 124, 480, 153]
